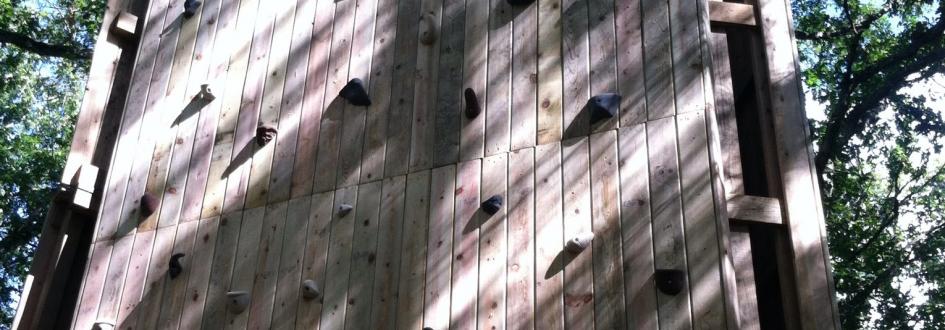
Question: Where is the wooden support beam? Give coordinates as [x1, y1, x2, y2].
[71, 164, 98, 209]
[109, 11, 139, 43]
[709, 1, 756, 27]
[727, 195, 782, 225]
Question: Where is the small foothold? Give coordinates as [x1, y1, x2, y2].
[199, 84, 215, 101]
[339, 78, 372, 106]
[93, 321, 116, 330]
[183, 0, 202, 18]
[419, 13, 438, 45]
[338, 204, 354, 217]
[464, 88, 481, 119]
[168, 253, 185, 279]
[655, 269, 686, 295]
[587, 93, 621, 124]
[141, 193, 159, 218]
[255, 125, 278, 146]
[481, 195, 503, 215]
[227, 291, 251, 313]
[506, 0, 536, 5]
[565, 232, 595, 253]
[302, 279, 322, 300]
[423, 327, 434, 330]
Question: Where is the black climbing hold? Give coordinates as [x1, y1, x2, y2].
[655, 269, 685, 295]
[419, 13, 438, 45]
[464, 88, 481, 119]
[481, 195, 503, 215]
[565, 232, 595, 253]
[587, 93, 621, 124]
[141, 193, 159, 218]
[169, 253, 185, 279]
[256, 125, 278, 146]
[340, 78, 372, 106]
[338, 204, 354, 217]
[507, 0, 536, 5]
[183, 0, 201, 19]
[199, 84, 215, 101]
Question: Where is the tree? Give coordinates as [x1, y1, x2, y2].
[0, 0, 104, 325]
[793, 0, 945, 328]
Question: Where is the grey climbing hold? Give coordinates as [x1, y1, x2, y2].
[565, 232, 595, 253]
[464, 88, 481, 119]
[481, 195, 503, 215]
[419, 13, 438, 45]
[183, 0, 201, 19]
[141, 193, 159, 219]
[340, 78, 372, 106]
[227, 291, 251, 314]
[655, 269, 685, 295]
[199, 84, 215, 101]
[168, 253, 185, 279]
[256, 125, 278, 146]
[587, 93, 621, 124]
[302, 279, 322, 300]
[338, 204, 354, 217]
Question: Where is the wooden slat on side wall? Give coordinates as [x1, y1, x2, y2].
[451, 159, 481, 330]
[295, 192, 335, 328]
[534, 142, 564, 328]
[408, 0, 444, 171]
[371, 176, 409, 329]
[589, 130, 627, 329]
[73, 241, 113, 330]
[507, 148, 535, 329]
[642, 0, 674, 121]
[344, 181, 383, 329]
[225, 207, 266, 329]
[588, 0, 618, 133]
[561, 137, 594, 329]
[156, 221, 199, 328]
[669, 0, 705, 115]
[618, 124, 658, 329]
[272, 197, 313, 329]
[132, 225, 176, 329]
[179, 217, 221, 329]
[423, 165, 456, 330]
[616, 0, 646, 126]
[561, 0, 589, 139]
[459, 0, 488, 161]
[200, 211, 243, 329]
[246, 202, 289, 329]
[485, 0, 512, 157]
[336, 0, 379, 187]
[432, 0, 466, 167]
[115, 230, 155, 327]
[319, 186, 359, 329]
[394, 172, 430, 329]
[708, 30, 743, 196]
[479, 153, 508, 329]
[359, 0, 399, 182]
[647, 117, 692, 329]
[536, 0, 563, 144]
[93, 230, 134, 325]
[383, 0, 421, 176]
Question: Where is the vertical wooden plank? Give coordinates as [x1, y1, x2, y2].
[156, 221, 199, 329]
[267, 0, 319, 203]
[371, 176, 409, 329]
[319, 186, 359, 329]
[615, 0, 645, 126]
[432, 0, 466, 167]
[708, 30, 744, 196]
[561, 0, 589, 139]
[479, 153, 508, 329]
[589, 130, 626, 329]
[224, 207, 266, 329]
[561, 137, 594, 329]
[179, 217, 221, 329]
[73, 242, 113, 330]
[201, 211, 244, 330]
[459, 0, 488, 161]
[485, 0, 512, 156]
[199, 0, 263, 217]
[359, 0, 399, 182]
[511, 3, 538, 151]
[587, 0, 618, 133]
[451, 159, 481, 330]
[344, 181, 383, 329]
[536, 0, 563, 144]
[641, 0, 674, 121]
[423, 165, 456, 330]
[246, 202, 289, 329]
[312, 0, 357, 192]
[678, 111, 728, 328]
[290, 0, 336, 197]
[336, 0, 379, 187]
[383, 0, 421, 176]
[94, 232, 134, 325]
[534, 142, 564, 329]
[408, 0, 444, 171]
[393, 172, 430, 329]
[618, 124, 658, 330]
[669, 0, 704, 115]
[647, 117, 692, 329]
[295, 192, 335, 328]
[507, 148, 535, 330]
[132, 226, 176, 329]
[272, 197, 313, 329]
[730, 226, 760, 330]
[115, 230, 155, 327]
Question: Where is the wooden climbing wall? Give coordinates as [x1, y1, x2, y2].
[69, 0, 739, 327]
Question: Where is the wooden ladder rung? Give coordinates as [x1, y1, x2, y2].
[709, 1, 757, 27]
[727, 194, 782, 224]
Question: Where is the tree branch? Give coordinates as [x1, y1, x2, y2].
[0, 29, 91, 60]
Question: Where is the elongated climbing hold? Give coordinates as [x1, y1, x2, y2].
[565, 232, 595, 253]
[464, 88, 481, 119]
[168, 253, 185, 279]
[481, 195, 503, 215]
[141, 193, 159, 219]
[340, 78, 372, 106]
[338, 204, 354, 217]
[256, 125, 278, 146]
[199, 84, 215, 101]
[302, 279, 322, 300]
[227, 291, 250, 313]
[183, 0, 201, 18]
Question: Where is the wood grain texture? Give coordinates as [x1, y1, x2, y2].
[131, 225, 176, 329]
[507, 148, 535, 330]
[336, 0, 379, 187]
[224, 207, 265, 329]
[478, 153, 507, 329]
[115, 230, 155, 327]
[534, 142, 564, 329]
[561, 137, 594, 329]
[318, 186, 359, 329]
[384, 0, 422, 176]
[451, 159, 481, 330]
[179, 217, 221, 329]
[201, 211, 243, 330]
[294, 192, 335, 328]
[485, 0, 512, 157]
[359, 0, 400, 183]
[432, 0, 467, 167]
[537, 0, 563, 144]
[156, 220, 198, 329]
[616, 0, 646, 126]
[344, 181, 383, 330]
[561, 0, 589, 139]
[271, 198, 312, 329]
[424, 165, 456, 330]
[409, 0, 444, 171]
[589, 130, 626, 329]
[587, 0, 619, 133]
[511, 3, 538, 150]
[373, 175, 409, 329]
[459, 0, 488, 161]
[642, 0, 674, 121]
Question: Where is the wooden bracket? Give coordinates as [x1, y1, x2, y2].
[109, 11, 139, 44]
[727, 194, 782, 224]
[709, 1, 757, 27]
[69, 164, 99, 210]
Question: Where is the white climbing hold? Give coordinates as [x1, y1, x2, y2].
[227, 291, 250, 314]
[302, 279, 321, 300]
[565, 232, 595, 253]
[92, 321, 115, 330]
[338, 204, 353, 217]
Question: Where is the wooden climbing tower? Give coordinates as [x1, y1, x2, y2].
[14, 0, 839, 328]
